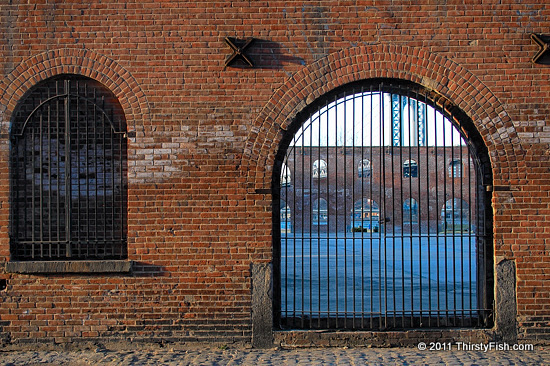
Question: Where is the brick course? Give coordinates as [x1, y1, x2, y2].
[0, 0, 549, 346]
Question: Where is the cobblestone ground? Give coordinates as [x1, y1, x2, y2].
[1, 345, 550, 366]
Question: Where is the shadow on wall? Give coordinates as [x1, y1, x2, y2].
[225, 38, 306, 69]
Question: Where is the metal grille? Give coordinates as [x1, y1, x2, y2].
[274, 80, 492, 330]
[10, 76, 128, 261]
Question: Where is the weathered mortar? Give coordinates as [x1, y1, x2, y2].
[0, 0, 548, 347]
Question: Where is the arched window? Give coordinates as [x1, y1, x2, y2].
[351, 199, 380, 232]
[403, 198, 419, 224]
[358, 159, 372, 178]
[312, 198, 328, 225]
[312, 159, 327, 178]
[10, 75, 128, 260]
[449, 159, 462, 178]
[440, 198, 470, 233]
[281, 163, 291, 187]
[280, 200, 292, 234]
[403, 159, 418, 178]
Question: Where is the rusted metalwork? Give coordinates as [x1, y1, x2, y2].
[531, 33, 550, 64]
[224, 37, 255, 68]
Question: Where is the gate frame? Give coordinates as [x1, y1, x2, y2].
[247, 45, 519, 348]
[272, 78, 493, 331]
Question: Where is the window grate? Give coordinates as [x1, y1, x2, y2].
[10, 76, 128, 261]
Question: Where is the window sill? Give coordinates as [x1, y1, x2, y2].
[5, 260, 133, 274]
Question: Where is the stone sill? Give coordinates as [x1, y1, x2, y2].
[5, 260, 133, 274]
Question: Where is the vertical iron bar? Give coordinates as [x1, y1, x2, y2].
[369, 86, 374, 330]
[406, 94, 413, 327]
[416, 93, 423, 327]
[460, 131, 466, 326]
[307, 136, 312, 325]
[310, 120, 319, 329]
[467, 142, 474, 324]
[85, 84, 90, 252]
[111, 111, 116, 256]
[48, 93, 52, 257]
[56, 81, 61, 257]
[396, 89, 405, 327]
[76, 80, 81, 258]
[434, 105, 441, 327]
[380, 86, 387, 329]
[442, 104, 449, 326]
[102, 95, 108, 257]
[39, 107, 43, 257]
[352, 88, 357, 328]
[327, 97, 332, 328]
[64, 80, 72, 258]
[30, 97, 36, 258]
[358, 90, 364, 328]
[424, 95, 432, 327]
[450, 115, 457, 325]
[343, 94, 349, 328]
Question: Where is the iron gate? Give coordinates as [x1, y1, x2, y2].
[10, 76, 128, 260]
[274, 80, 493, 330]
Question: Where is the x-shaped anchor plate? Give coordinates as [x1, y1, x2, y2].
[531, 33, 550, 64]
[224, 37, 255, 68]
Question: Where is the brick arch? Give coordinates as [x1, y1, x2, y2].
[0, 48, 150, 135]
[243, 44, 522, 189]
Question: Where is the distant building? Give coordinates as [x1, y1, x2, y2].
[280, 146, 475, 234]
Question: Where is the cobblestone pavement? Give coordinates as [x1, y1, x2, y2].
[1, 345, 550, 366]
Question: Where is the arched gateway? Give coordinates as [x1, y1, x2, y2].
[273, 79, 493, 330]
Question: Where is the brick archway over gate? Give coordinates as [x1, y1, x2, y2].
[0, 47, 150, 136]
[242, 44, 523, 190]
[246, 44, 523, 347]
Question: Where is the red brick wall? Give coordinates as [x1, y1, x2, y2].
[0, 0, 549, 345]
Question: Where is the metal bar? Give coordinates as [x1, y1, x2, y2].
[343, 91, 349, 328]
[85, 82, 91, 252]
[39, 112, 44, 257]
[442, 103, 449, 326]
[120, 110, 125, 256]
[467, 141, 474, 324]
[424, 94, 432, 327]
[326, 97, 332, 327]
[93, 86, 99, 258]
[450, 116, 457, 324]
[350, 91, 356, 327]
[102, 94, 108, 257]
[380, 86, 387, 329]
[47, 88, 53, 257]
[416, 92, 424, 326]
[30, 95, 36, 258]
[357, 88, 363, 329]
[369, 86, 374, 330]
[433, 105, 441, 328]
[56, 80, 61, 257]
[308, 118, 315, 328]
[393, 89, 399, 329]
[298, 138, 302, 327]
[406, 93, 414, 327]
[65, 80, 72, 258]
[76, 79, 81, 258]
